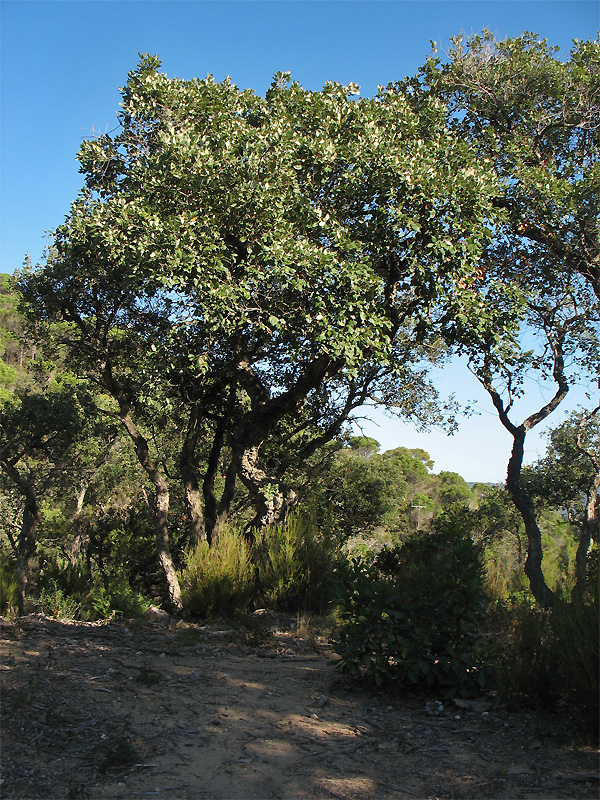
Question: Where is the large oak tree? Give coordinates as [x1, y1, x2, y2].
[19, 56, 499, 610]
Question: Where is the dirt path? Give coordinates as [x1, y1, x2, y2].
[1, 613, 598, 800]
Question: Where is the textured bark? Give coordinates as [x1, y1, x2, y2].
[1, 462, 42, 615]
[231, 353, 333, 534]
[239, 445, 298, 535]
[480, 335, 569, 609]
[120, 411, 182, 612]
[573, 406, 600, 598]
[203, 414, 231, 545]
[180, 408, 206, 548]
[103, 363, 182, 612]
[217, 458, 238, 524]
[506, 427, 555, 609]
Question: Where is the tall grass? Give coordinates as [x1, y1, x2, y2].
[180, 524, 255, 620]
[179, 512, 336, 619]
[254, 511, 335, 614]
[0, 554, 19, 615]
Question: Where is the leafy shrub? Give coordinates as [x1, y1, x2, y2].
[180, 525, 255, 620]
[332, 519, 494, 697]
[254, 511, 335, 614]
[83, 574, 153, 621]
[38, 551, 91, 598]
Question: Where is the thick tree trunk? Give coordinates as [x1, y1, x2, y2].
[217, 458, 238, 524]
[506, 427, 556, 608]
[16, 500, 40, 615]
[239, 446, 298, 535]
[203, 414, 231, 545]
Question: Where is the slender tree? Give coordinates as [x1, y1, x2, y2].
[416, 32, 600, 606]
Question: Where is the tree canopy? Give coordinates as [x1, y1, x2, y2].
[17, 55, 500, 608]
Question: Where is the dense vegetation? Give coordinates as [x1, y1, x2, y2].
[1, 30, 598, 728]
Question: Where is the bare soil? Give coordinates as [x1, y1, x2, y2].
[1, 612, 598, 800]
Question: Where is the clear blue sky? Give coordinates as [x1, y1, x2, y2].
[1, 1, 598, 481]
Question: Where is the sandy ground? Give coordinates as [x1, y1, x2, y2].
[1, 612, 598, 800]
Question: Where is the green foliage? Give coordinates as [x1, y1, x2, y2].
[83, 575, 152, 621]
[180, 525, 255, 620]
[38, 552, 92, 599]
[254, 511, 335, 614]
[437, 471, 473, 506]
[35, 550, 153, 620]
[35, 579, 80, 620]
[333, 522, 494, 697]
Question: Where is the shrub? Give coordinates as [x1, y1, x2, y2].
[38, 551, 91, 599]
[180, 525, 254, 620]
[82, 574, 153, 621]
[254, 511, 335, 614]
[35, 579, 80, 619]
[332, 522, 494, 697]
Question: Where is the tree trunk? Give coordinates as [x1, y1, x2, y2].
[238, 446, 298, 536]
[573, 471, 599, 599]
[180, 405, 207, 548]
[103, 364, 182, 612]
[1, 462, 42, 615]
[203, 413, 231, 545]
[217, 458, 238, 524]
[16, 499, 40, 615]
[119, 412, 182, 612]
[506, 426, 556, 608]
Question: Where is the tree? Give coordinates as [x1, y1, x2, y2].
[18, 56, 500, 610]
[525, 408, 600, 597]
[0, 371, 84, 613]
[417, 32, 600, 606]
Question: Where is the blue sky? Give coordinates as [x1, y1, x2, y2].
[1, 1, 598, 481]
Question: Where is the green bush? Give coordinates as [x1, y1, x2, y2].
[332, 522, 494, 697]
[35, 579, 80, 619]
[38, 551, 91, 598]
[180, 525, 255, 620]
[82, 574, 153, 621]
[254, 511, 335, 614]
